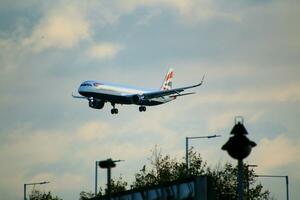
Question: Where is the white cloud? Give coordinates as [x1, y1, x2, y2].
[0, 118, 174, 198]
[88, 43, 122, 60]
[30, 172, 87, 191]
[207, 112, 239, 132]
[196, 82, 300, 105]
[250, 135, 300, 174]
[86, 0, 240, 27]
[76, 121, 113, 141]
[23, 4, 90, 52]
[0, 130, 70, 167]
[207, 110, 265, 133]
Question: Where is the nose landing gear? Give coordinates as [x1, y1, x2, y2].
[111, 108, 118, 114]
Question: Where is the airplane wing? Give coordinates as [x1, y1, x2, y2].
[72, 93, 89, 99]
[169, 92, 196, 98]
[142, 75, 204, 99]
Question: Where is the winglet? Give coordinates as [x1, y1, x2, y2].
[200, 74, 205, 85]
[193, 74, 205, 87]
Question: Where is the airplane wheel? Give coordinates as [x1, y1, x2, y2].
[111, 108, 118, 114]
[139, 106, 146, 112]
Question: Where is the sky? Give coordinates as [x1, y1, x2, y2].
[0, 0, 299, 199]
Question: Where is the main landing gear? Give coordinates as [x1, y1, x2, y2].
[139, 106, 146, 112]
[111, 103, 118, 114]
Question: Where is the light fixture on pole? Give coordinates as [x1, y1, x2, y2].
[255, 175, 289, 200]
[24, 181, 50, 200]
[185, 134, 221, 175]
[222, 116, 256, 200]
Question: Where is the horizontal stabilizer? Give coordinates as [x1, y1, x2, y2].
[72, 93, 88, 99]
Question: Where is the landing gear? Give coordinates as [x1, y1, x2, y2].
[111, 108, 118, 114]
[111, 103, 119, 114]
[139, 106, 146, 112]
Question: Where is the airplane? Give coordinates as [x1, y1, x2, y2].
[72, 68, 204, 114]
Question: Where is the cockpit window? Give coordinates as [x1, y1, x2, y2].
[80, 83, 92, 87]
[93, 82, 103, 87]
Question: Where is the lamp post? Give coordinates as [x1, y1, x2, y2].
[222, 116, 256, 200]
[185, 134, 221, 175]
[98, 158, 124, 200]
[255, 175, 289, 200]
[24, 181, 50, 200]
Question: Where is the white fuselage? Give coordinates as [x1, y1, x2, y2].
[78, 80, 174, 106]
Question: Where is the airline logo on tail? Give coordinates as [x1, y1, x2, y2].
[161, 68, 174, 90]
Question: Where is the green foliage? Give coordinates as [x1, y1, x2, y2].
[132, 146, 206, 188]
[79, 191, 94, 200]
[110, 176, 128, 194]
[207, 163, 238, 199]
[80, 146, 271, 199]
[207, 163, 271, 200]
[29, 190, 62, 200]
[132, 147, 271, 199]
[79, 176, 128, 200]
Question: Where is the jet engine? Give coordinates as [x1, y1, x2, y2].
[88, 99, 105, 109]
[131, 94, 144, 105]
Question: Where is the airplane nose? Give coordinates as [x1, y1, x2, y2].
[78, 85, 86, 94]
[78, 86, 83, 95]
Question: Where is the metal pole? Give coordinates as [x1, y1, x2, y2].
[237, 160, 244, 200]
[246, 167, 249, 200]
[185, 135, 221, 175]
[24, 184, 26, 200]
[23, 181, 49, 200]
[107, 167, 111, 200]
[95, 161, 98, 196]
[185, 137, 188, 175]
[286, 176, 289, 200]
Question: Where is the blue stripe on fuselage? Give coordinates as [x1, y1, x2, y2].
[80, 80, 157, 93]
[78, 80, 166, 105]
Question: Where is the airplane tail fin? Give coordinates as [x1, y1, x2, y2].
[160, 68, 174, 90]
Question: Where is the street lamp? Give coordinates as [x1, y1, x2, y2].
[222, 117, 256, 200]
[255, 175, 289, 200]
[24, 181, 50, 200]
[98, 158, 124, 200]
[185, 134, 221, 174]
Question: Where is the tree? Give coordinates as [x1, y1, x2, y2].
[110, 175, 128, 194]
[79, 191, 94, 200]
[80, 147, 271, 199]
[79, 176, 127, 200]
[132, 147, 271, 199]
[207, 163, 271, 200]
[29, 190, 62, 200]
[133, 146, 206, 188]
